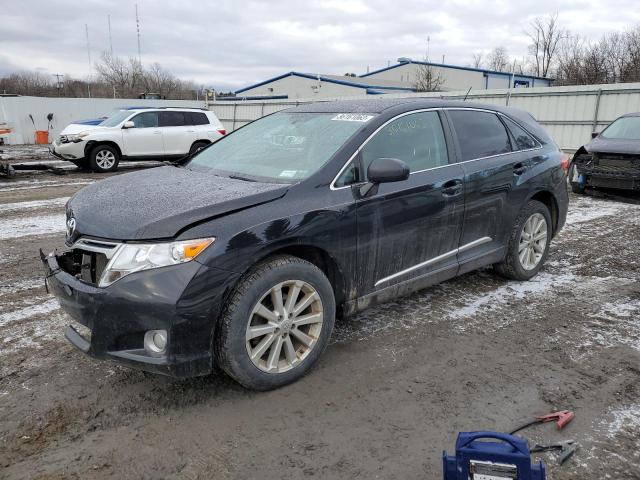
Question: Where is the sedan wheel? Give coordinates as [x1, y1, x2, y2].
[518, 212, 548, 270]
[246, 280, 324, 373]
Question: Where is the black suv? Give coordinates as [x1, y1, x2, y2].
[42, 99, 569, 390]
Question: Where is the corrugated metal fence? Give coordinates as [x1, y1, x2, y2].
[208, 83, 640, 151]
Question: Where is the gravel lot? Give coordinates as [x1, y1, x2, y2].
[1, 147, 639, 479]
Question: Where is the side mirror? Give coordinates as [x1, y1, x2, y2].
[367, 157, 410, 184]
[122, 121, 135, 129]
[591, 131, 599, 139]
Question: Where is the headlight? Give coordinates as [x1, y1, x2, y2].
[98, 237, 214, 287]
[68, 132, 91, 143]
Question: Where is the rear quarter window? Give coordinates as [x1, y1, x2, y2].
[502, 116, 539, 150]
[448, 110, 512, 161]
[188, 112, 210, 125]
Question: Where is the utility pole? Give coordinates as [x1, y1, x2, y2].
[85, 24, 92, 98]
[108, 14, 113, 55]
[52, 73, 64, 96]
[135, 4, 142, 64]
[426, 35, 430, 61]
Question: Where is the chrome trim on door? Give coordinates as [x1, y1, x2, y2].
[373, 236, 492, 287]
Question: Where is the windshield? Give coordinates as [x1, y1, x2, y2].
[100, 110, 134, 128]
[188, 112, 373, 182]
[600, 116, 640, 140]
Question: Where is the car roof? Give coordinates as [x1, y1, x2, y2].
[286, 98, 550, 143]
[286, 98, 511, 114]
[128, 107, 210, 112]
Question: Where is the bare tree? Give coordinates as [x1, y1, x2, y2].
[487, 47, 509, 71]
[142, 63, 180, 97]
[471, 53, 484, 69]
[527, 13, 566, 77]
[414, 62, 445, 92]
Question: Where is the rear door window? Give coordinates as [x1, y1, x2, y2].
[360, 111, 449, 176]
[502, 116, 539, 150]
[159, 111, 186, 127]
[188, 112, 210, 125]
[448, 110, 512, 161]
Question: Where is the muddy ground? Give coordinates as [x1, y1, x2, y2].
[1, 145, 639, 479]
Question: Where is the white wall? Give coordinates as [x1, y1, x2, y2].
[0, 96, 205, 145]
[236, 75, 364, 100]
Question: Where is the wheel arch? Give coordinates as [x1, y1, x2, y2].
[85, 140, 123, 159]
[528, 190, 559, 235]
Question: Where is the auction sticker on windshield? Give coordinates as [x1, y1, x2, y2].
[331, 114, 375, 122]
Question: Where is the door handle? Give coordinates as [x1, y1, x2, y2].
[513, 162, 528, 175]
[153, 130, 161, 135]
[441, 179, 463, 197]
[186, 129, 195, 133]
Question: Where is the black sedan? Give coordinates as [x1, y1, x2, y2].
[42, 99, 569, 390]
[570, 113, 640, 193]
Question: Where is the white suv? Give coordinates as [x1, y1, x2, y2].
[51, 108, 226, 172]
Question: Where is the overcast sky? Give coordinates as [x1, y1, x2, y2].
[2, 0, 640, 91]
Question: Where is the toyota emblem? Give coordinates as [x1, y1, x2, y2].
[66, 216, 76, 239]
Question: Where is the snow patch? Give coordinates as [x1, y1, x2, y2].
[565, 196, 640, 226]
[449, 271, 576, 321]
[0, 298, 60, 328]
[0, 213, 65, 239]
[1, 197, 69, 214]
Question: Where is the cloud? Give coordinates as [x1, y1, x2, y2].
[1, 0, 639, 91]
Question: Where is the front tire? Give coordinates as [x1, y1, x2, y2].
[495, 200, 552, 281]
[215, 255, 335, 390]
[89, 145, 119, 173]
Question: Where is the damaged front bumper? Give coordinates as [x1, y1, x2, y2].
[41, 248, 237, 378]
[573, 153, 640, 191]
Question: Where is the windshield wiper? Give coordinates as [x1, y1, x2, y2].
[228, 174, 258, 182]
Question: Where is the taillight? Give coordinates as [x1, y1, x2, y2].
[217, 128, 226, 135]
[560, 153, 570, 171]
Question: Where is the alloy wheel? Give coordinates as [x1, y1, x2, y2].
[95, 150, 116, 169]
[518, 212, 548, 270]
[245, 280, 324, 374]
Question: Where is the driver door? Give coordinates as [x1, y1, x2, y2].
[122, 111, 164, 157]
[353, 110, 465, 296]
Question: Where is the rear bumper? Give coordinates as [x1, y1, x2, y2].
[41, 249, 239, 378]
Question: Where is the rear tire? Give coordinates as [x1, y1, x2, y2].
[214, 255, 335, 391]
[189, 141, 209, 155]
[494, 200, 552, 281]
[89, 145, 119, 173]
[568, 161, 585, 194]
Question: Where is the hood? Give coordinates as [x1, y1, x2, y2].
[72, 118, 106, 126]
[67, 166, 289, 241]
[59, 123, 104, 136]
[585, 136, 640, 156]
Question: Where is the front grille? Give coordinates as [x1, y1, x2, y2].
[590, 153, 640, 177]
[59, 238, 120, 286]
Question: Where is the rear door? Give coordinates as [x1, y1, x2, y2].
[158, 111, 195, 156]
[445, 109, 535, 269]
[121, 111, 163, 157]
[352, 110, 465, 295]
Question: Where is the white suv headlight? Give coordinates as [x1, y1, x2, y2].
[99, 238, 214, 287]
[68, 132, 91, 143]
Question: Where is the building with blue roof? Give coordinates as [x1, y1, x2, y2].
[230, 59, 552, 101]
